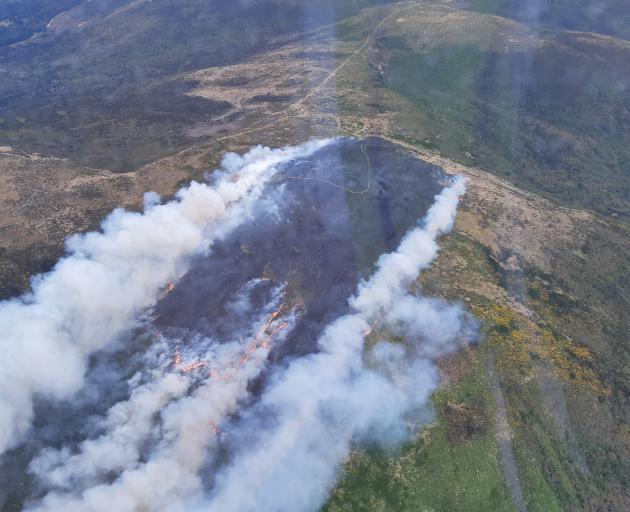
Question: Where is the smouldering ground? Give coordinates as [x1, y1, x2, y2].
[1, 0, 629, 510]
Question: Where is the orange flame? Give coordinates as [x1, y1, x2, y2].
[171, 302, 303, 382]
[173, 348, 206, 373]
[180, 361, 207, 373]
[362, 320, 378, 337]
[162, 300, 306, 443]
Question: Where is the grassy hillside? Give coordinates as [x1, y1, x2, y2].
[0, 0, 395, 170]
[0, 0, 81, 47]
[325, 341, 516, 512]
[335, 4, 630, 218]
[327, 210, 629, 510]
[462, 0, 630, 40]
[1, 2, 629, 510]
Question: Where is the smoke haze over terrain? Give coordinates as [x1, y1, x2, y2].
[202, 177, 470, 512]
[0, 139, 329, 456]
[0, 138, 471, 511]
[1, 0, 629, 510]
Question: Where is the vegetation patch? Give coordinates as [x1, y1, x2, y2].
[325, 341, 514, 512]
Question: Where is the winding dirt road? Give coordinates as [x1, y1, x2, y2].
[486, 353, 528, 512]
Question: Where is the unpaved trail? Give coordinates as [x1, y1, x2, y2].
[290, 2, 419, 109]
[270, 142, 372, 194]
[232, 2, 413, 134]
[485, 353, 528, 512]
[166, 1, 424, 161]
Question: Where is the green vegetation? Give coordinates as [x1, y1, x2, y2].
[325, 342, 515, 512]
[465, 0, 630, 40]
[417, 228, 625, 510]
[472, 302, 587, 511]
[474, 303, 608, 397]
[521, 268, 630, 506]
[0, 0, 81, 47]
[379, 33, 630, 218]
[326, 228, 612, 511]
[2, 1, 629, 509]
[0, 0, 395, 170]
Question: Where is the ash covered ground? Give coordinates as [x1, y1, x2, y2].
[154, 137, 446, 358]
[0, 137, 453, 511]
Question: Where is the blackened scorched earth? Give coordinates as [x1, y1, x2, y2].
[155, 137, 448, 361]
[0, 137, 449, 510]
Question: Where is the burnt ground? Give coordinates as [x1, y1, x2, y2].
[155, 137, 446, 359]
[1, 1, 629, 510]
[0, 137, 447, 510]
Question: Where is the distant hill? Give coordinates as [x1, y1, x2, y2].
[461, 0, 630, 40]
[0, 2, 629, 511]
[0, 0, 394, 170]
[0, 0, 82, 47]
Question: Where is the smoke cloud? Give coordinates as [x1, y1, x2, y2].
[201, 176, 471, 512]
[19, 146, 471, 512]
[0, 138, 330, 456]
[29, 281, 301, 512]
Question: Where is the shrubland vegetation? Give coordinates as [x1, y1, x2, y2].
[1, 1, 628, 509]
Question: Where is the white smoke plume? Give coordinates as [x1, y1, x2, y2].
[201, 176, 470, 512]
[22, 161, 470, 512]
[29, 282, 302, 512]
[0, 138, 331, 456]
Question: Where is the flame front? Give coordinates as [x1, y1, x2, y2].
[170, 302, 303, 379]
[163, 296, 304, 437]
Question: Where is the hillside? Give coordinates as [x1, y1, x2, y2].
[0, 1, 628, 510]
